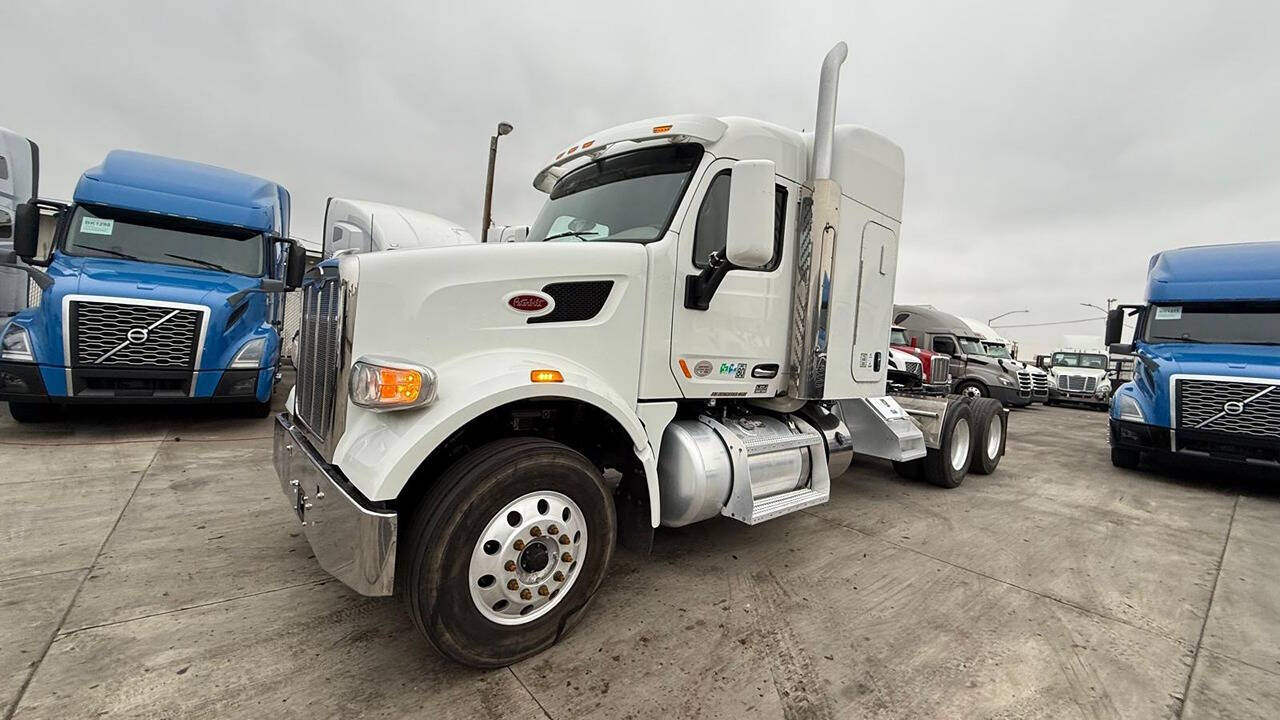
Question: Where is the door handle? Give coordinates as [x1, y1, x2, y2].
[751, 363, 779, 379]
[873, 352, 882, 372]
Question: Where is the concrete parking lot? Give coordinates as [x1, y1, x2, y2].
[2, 384, 1277, 719]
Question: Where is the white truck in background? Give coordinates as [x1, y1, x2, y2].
[323, 197, 476, 257]
[0, 128, 39, 319]
[272, 44, 1007, 668]
[960, 316, 1049, 404]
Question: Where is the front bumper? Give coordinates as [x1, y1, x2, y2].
[0, 361, 267, 404]
[1049, 386, 1110, 406]
[273, 412, 397, 596]
[1109, 418, 1280, 467]
[988, 384, 1030, 407]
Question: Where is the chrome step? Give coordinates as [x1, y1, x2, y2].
[741, 487, 829, 525]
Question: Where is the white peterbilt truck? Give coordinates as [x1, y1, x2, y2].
[273, 44, 1005, 667]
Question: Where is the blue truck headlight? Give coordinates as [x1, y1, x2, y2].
[1, 324, 34, 362]
[1114, 393, 1144, 422]
[230, 337, 266, 369]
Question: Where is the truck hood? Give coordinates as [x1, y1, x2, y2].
[1049, 366, 1108, 379]
[1140, 342, 1280, 379]
[61, 255, 260, 306]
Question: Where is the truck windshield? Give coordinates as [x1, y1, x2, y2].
[982, 342, 1013, 359]
[62, 205, 266, 277]
[1052, 353, 1107, 369]
[889, 328, 909, 345]
[1144, 302, 1280, 345]
[957, 337, 987, 355]
[527, 144, 702, 244]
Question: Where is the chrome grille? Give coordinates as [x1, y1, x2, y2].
[1031, 372, 1048, 392]
[1057, 374, 1097, 392]
[929, 357, 950, 384]
[1017, 370, 1032, 392]
[904, 361, 922, 378]
[295, 276, 343, 443]
[1177, 378, 1280, 439]
[71, 300, 202, 368]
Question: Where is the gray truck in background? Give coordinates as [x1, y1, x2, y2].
[893, 304, 1031, 407]
[0, 128, 39, 319]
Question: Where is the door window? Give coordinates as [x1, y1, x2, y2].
[692, 171, 787, 270]
[932, 336, 957, 355]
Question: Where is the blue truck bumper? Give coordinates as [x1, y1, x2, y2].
[1110, 418, 1280, 467]
[0, 361, 273, 404]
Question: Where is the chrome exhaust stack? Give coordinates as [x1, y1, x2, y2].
[788, 42, 848, 400]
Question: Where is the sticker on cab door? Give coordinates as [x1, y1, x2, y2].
[693, 360, 714, 377]
[80, 217, 114, 235]
[718, 362, 747, 378]
[1154, 306, 1182, 320]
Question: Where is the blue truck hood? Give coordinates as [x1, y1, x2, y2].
[1117, 342, 1280, 428]
[65, 255, 260, 305]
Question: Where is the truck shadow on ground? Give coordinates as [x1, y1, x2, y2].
[1131, 455, 1280, 499]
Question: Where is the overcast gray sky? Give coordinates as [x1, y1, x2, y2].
[8, 1, 1279, 355]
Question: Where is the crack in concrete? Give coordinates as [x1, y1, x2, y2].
[1175, 495, 1240, 719]
[508, 666, 555, 720]
[3, 429, 167, 720]
[0, 566, 91, 585]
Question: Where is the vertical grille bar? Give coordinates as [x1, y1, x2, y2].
[295, 276, 343, 445]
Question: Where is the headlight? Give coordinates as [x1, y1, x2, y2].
[1, 324, 34, 362]
[229, 337, 267, 369]
[349, 356, 436, 411]
[1114, 393, 1144, 422]
[1096, 382, 1112, 399]
[998, 375, 1013, 386]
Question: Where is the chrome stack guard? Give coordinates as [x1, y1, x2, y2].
[274, 413, 397, 596]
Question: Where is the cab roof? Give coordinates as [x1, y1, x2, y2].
[1147, 241, 1280, 303]
[73, 150, 288, 234]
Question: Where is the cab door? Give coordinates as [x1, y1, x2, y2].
[668, 159, 795, 399]
[0, 128, 39, 318]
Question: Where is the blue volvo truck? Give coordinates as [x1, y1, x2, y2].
[0, 150, 306, 422]
[1107, 241, 1280, 471]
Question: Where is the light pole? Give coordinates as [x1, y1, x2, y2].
[481, 121, 514, 242]
[988, 309, 1029, 326]
[1080, 298, 1117, 314]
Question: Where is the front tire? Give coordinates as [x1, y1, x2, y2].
[954, 381, 987, 399]
[403, 437, 616, 668]
[8, 402, 61, 423]
[1110, 446, 1140, 469]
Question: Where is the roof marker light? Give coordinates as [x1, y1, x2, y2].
[652, 124, 673, 134]
[531, 369, 564, 383]
[581, 140, 594, 149]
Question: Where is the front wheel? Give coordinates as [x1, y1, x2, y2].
[8, 402, 62, 423]
[403, 437, 616, 668]
[954, 381, 987, 399]
[1110, 446, 1140, 469]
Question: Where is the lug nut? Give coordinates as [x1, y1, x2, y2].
[538, 585, 550, 597]
[530, 526, 542, 537]
[504, 560, 517, 572]
[553, 571, 565, 582]
[520, 588, 533, 601]
[507, 579, 519, 591]
[513, 539, 525, 551]
[561, 553, 573, 563]
[548, 525, 559, 535]
[559, 534, 571, 545]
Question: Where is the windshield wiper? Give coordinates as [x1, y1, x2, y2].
[78, 244, 143, 262]
[164, 253, 234, 273]
[1149, 335, 1209, 344]
[541, 230, 599, 242]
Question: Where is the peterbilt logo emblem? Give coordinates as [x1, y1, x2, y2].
[503, 291, 554, 316]
[1222, 401, 1245, 416]
[126, 327, 149, 344]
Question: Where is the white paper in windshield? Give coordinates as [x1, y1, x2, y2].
[1154, 306, 1182, 320]
[80, 217, 115, 235]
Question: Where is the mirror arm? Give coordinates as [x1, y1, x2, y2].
[683, 253, 735, 311]
[227, 279, 287, 306]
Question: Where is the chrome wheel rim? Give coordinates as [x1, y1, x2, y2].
[961, 385, 983, 399]
[950, 418, 971, 472]
[985, 416, 1002, 460]
[469, 490, 587, 625]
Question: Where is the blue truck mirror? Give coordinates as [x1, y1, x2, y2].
[12, 203, 39, 259]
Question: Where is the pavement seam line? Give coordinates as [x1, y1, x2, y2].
[0, 471, 144, 489]
[508, 666, 555, 720]
[1175, 494, 1240, 718]
[2, 431, 165, 720]
[0, 566, 93, 585]
[801, 508, 1191, 649]
[1197, 644, 1280, 680]
[55, 578, 331, 638]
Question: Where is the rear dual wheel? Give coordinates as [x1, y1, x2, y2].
[923, 402, 973, 488]
[403, 437, 616, 668]
[967, 398, 1005, 475]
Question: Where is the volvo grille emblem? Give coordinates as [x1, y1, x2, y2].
[126, 327, 149, 344]
[1222, 400, 1245, 416]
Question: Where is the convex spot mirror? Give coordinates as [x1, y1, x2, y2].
[725, 159, 775, 268]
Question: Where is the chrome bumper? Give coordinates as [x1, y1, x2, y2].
[274, 413, 397, 596]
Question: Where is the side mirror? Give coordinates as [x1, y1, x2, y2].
[1104, 308, 1125, 347]
[13, 203, 39, 259]
[285, 242, 307, 289]
[724, 159, 776, 268]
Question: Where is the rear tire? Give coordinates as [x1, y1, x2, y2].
[892, 459, 923, 480]
[968, 398, 1004, 475]
[923, 402, 974, 488]
[8, 402, 61, 423]
[403, 437, 616, 668]
[1110, 446, 1140, 469]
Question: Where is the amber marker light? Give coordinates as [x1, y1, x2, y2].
[530, 369, 565, 383]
